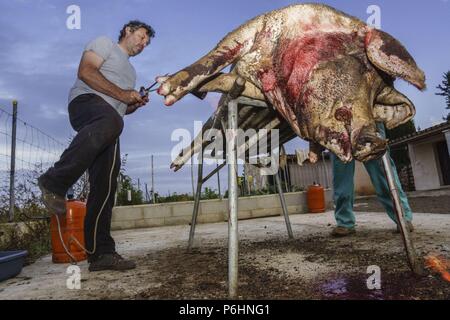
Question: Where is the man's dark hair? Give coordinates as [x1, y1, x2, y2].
[118, 20, 155, 42]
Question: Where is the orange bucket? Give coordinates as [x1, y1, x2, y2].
[307, 183, 325, 213]
[50, 199, 87, 263]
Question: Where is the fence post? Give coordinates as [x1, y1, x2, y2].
[151, 155, 155, 203]
[217, 163, 222, 199]
[9, 100, 18, 222]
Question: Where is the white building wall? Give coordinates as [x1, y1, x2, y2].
[408, 142, 441, 191]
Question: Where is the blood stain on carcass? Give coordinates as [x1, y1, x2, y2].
[274, 32, 359, 107]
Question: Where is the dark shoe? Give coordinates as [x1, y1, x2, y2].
[331, 226, 356, 237]
[88, 253, 136, 272]
[395, 221, 414, 233]
[38, 176, 66, 216]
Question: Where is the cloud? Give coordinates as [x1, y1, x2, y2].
[38, 103, 69, 120]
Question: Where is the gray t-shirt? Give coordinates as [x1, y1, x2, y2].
[68, 36, 136, 117]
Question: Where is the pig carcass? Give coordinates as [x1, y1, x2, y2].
[157, 3, 425, 163]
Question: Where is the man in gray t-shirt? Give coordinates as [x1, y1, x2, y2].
[38, 21, 155, 271]
[69, 35, 138, 117]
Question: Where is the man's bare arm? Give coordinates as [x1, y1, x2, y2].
[78, 51, 142, 105]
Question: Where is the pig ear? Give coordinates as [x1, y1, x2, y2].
[365, 29, 426, 91]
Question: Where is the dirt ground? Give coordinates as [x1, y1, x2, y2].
[355, 195, 450, 214]
[1, 210, 449, 300]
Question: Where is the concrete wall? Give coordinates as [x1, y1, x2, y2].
[408, 140, 442, 191]
[111, 190, 333, 231]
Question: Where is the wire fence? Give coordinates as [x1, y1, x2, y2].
[0, 103, 67, 221]
[0, 101, 160, 220]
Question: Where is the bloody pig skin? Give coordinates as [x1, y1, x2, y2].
[157, 3, 425, 163]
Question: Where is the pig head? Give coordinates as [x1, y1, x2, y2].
[296, 53, 417, 162]
[157, 4, 425, 163]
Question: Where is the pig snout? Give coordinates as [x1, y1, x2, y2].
[352, 126, 387, 162]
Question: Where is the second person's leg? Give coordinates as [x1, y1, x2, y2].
[364, 155, 413, 224]
[332, 154, 357, 229]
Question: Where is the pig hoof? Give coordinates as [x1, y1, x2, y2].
[164, 95, 177, 106]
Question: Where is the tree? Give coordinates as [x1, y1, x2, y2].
[386, 119, 417, 141]
[202, 187, 220, 200]
[116, 173, 144, 206]
[115, 154, 144, 206]
[436, 71, 450, 121]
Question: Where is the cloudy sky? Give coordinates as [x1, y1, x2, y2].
[0, 0, 449, 196]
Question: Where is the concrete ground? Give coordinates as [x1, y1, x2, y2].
[1, 210, 449, 300]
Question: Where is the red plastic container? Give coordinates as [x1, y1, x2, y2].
[307, 183, 325, 213]
[50, 199, 87, 263]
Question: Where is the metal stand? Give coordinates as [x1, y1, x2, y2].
[187, 160, 226, 251]
[227, 97, 239, 298]
[186, 78, 294, 298]
[274, 172, 293, 239]
[188, 152, 204, 251]
[381, 153, 423, 275]
[187, 158, 294, 249]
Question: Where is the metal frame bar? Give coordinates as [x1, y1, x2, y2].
[227, 98, 239, 298]
[187, 160, 225, 251]
[202, 162, 226, 184]
[274, 171, 293, 239]
[381, 153, 423, 275]
[187, 152, 204, 251]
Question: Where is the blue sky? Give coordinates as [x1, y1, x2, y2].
[0, 0, 449, 195]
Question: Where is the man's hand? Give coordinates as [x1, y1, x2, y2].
[120, 89, 144, 105]
[126, 94, 149, 115]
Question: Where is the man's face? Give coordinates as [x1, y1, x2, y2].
[124, 27, 150, 56]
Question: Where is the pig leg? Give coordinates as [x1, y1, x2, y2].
[372, 86, 416, 129]
[196, 73, 265, 101]
[157, 16, 265, 106]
